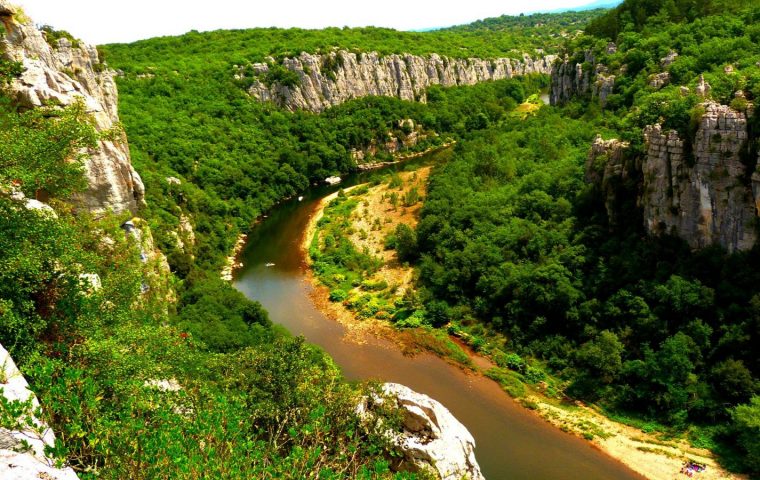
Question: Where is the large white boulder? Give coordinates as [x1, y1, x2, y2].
[361, 383, 484, 480]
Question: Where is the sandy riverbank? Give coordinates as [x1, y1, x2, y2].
[299, 167, 745, 480]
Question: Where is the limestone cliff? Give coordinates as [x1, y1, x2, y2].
[245, 50, 556, 112]
[588, 102, 760, 252]
[0, 1, 144, 214]
[641, 102, 759, 252]
[550, 51, 614, 106]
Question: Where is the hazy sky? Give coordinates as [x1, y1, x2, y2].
[15, 0, 609, 45]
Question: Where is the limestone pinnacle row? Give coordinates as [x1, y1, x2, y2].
[244, 50, 556, 112]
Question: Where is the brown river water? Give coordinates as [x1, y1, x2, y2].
[233, 158, 644, 480]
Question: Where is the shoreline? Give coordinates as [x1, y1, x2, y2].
[299, 175, 745, 480]
[220, 233, 248, 281]
[356, 141, 456, 171]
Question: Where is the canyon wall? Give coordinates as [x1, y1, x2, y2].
[0, 1, 143, 215]
[587, 102, 760, 252]
[550, 49, 614, 106]
[245, 50, 556, 112]
[641, 103, 759, 252]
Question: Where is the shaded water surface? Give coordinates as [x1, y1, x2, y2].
[234, 158, 643, 480]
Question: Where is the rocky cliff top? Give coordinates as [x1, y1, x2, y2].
[0, 0, 143, 215]
[244, 50, 556, 112]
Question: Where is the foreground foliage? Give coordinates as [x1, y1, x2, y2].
[0, 69, 409, 478]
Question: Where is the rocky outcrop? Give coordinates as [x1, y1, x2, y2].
[641, 102, 759, 252]
[585, 135, 632, 224]
[649, 72, 670, 89]
[245, 50, 555, 112]
[0, 1, 143, 215]
[550, 52, 615, 107]
[590, 102, 760, 252]
[0, 344, 79, 480]
[220, 234, 247, 282]
[351, 118, 431, 163]
[358, 383, 484, 480]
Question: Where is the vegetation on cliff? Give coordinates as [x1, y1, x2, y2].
[408, 0, 760, 474]
[6, 1, 760, 477]
[0, 52, 414, 480]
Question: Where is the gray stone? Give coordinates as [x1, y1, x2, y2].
[247, 51, 556, 112]
[649, 72, 670, 89]
[587, 102, 760, 252]
[0, 0, 143, 215]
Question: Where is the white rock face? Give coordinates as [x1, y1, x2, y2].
[0, 344, 79, 480]
[7, 189, 58, 218]
[247, 50, 556, 112]
[0, 1, 144, 215]
[361, 383, 484, 480]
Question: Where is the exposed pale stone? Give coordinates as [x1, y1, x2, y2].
[550, 51, 612, 106]
[587, 101, 759, 252]
[78, 273, 102, 293]
[660, 51, 679, 68]
[594, 73, 615, 106]
[0, 1, 143, 215]
[696, 74, 711, 98]
[0, 344, 79, 480]
[144, 378, 182, 392]
[358, 383, 484, 480]
[649, 72, 670, 89]
[247, 51, 556, 112]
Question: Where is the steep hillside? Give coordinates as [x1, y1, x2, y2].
[398, 1, 760, 476]
[0, 4, 441, 479]
[551, 0, 760, 252]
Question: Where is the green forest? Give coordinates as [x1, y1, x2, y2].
[2, 0, 760, 477]
[412, 0, 760, 474]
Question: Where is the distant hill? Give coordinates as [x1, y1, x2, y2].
[442, 8, 609, 33]
[586, 0, 757, 39]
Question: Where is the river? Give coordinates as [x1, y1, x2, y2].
[233, 156, 644, 480]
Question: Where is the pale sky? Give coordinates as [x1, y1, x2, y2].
[15, 0, 610, 45]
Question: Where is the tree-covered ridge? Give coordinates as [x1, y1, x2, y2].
[585, 0, 757, 41]
[443, 8, 606, 33]
[105, 8, 605, 75]
[562, 0, 760, 115]
[402, 0, 760, 474]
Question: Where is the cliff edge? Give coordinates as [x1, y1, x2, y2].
[244, 50, 556, 112]
[0, 1, 143, 215]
